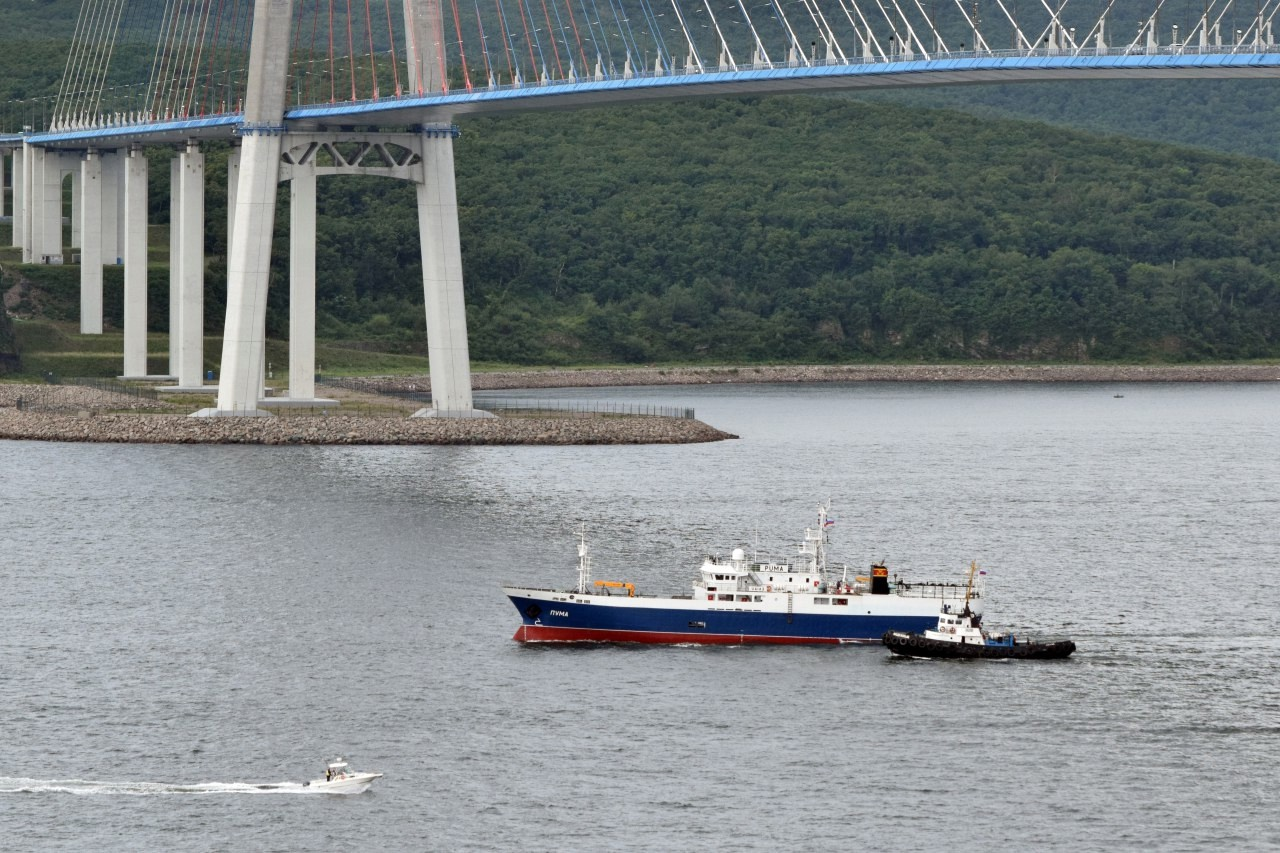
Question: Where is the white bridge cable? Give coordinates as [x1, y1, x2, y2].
[84, 0, 127, 121]
[949, 0, 991, 52]
[770, 0, 812, 64]
[1030, 0, 1090, 52]
[55, 0, 106, 127]
[1068, 0, 1116, 54]
[51, 0, 91, 126]
[1124, 0, 1171, 53]
[797, 0, 849, 61]
[668, 0, 707, 71]
[180, 0, 217, 117]
[987, 0, 1033, 50]
[886, 0, 928, 57]
[733, 0, 775, 66]
[144, 0, 181, 117]
[696, 0, 739, 69]
[910, 0, 947, 54]
[832, 0, 888, 61]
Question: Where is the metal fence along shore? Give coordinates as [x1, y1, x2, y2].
[1, 377, 695, 420]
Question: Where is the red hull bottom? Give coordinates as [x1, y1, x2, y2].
[512, 624, 872, 645]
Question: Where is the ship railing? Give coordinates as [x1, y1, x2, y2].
[896, 581, 981, 599]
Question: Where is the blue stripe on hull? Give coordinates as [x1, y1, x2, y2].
[507, 595, 936, 643]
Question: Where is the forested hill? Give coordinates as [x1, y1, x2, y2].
[869, 80, 1280, 165]
[404, 96, 1279, 364]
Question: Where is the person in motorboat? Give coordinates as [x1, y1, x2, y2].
[303, 758, 383, 792]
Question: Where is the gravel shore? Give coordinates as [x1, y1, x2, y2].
[0, 409, 735, 445]
[2, 362, 1274, 446]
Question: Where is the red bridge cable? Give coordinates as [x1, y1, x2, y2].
[220, 0, 250, 113]
[563, 0, 590, 75]
[384, 0, 403, 97]
[309, 0, 325, 105]
[517, 0, 537, 78]
[493, 0, 515, 84]
[201, 0, 229, 114]
[537, 0, 564, 78]
[448, 0, 474, 90]
[345, 0, 358, 100]
[472, 0, 496, 86]
[433, 0, 448, 92]
[363, 0, 379, 98]
[329, 0, 337, 102]
[186, 0, 217, 116]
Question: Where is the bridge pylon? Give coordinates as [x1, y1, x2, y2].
[194, 0, 484, 418]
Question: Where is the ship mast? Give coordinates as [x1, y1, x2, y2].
[576, 524, 592, 594]
[803, 503, 831, 581]
[963, 560, 979, 611]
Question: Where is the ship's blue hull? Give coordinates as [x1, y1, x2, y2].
[506, 593, 939, 644]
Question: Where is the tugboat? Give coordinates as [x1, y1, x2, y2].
[503, 504, 982, 645]
[881, 563, 1076, 660]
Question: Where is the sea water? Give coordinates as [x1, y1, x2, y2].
[1, 381, 1277, 851]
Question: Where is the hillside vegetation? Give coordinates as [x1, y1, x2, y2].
[4, 0, 1280, 368]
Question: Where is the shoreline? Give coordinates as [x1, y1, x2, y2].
[0, 410, 736, 446]
[343, 363, 1280, 394]
[2, 362, 1275, 445]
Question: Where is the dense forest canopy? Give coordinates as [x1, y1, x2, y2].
[4, 2, 1280, 365]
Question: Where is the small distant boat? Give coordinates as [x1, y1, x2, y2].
[882, 563, 1075, 660]
[302, 759, 382, 793]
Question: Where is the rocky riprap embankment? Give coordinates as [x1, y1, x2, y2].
[336, 363, 1280, 394]
[0, 408, 735, 445]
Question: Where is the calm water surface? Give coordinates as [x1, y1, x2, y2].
[1, 382, 1277, 851]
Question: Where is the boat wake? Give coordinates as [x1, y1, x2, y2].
[0, 777, 327, 796]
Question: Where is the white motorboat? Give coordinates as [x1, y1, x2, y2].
[303, 759, 383, 793]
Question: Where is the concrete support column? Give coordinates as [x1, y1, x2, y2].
[11, 146, 23, 250]
[289, 167, 317, 400]
[226, 145, 241, 244]
[33, 146, 64, 263]
[197, 0, 293, 417]
[79, 150, 104, 334]
[169, 157, 181, 373]
[20, 143, 33, 261]
[175, 141, 206, 388]
[122, 146, 150, 378]
[70, 168, 81, 250]
[101, 152, 121, 264]
[1, 149, 7, 220]
[208, 131, 281, 415]
[413, 132, 478, 416]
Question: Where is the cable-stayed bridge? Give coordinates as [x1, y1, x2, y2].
[3, 0, 1280, 415]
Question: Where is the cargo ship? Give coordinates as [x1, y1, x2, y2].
[502, 506, 981, 645]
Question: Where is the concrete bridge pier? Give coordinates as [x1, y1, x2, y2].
[7, 147, 21, 250]
[289, 162, 317, 401]
[120, 144, 156, 379]
[412, 129, 485, 418]
[79, 150, 103, 334]
[167, 141, 207, 390]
